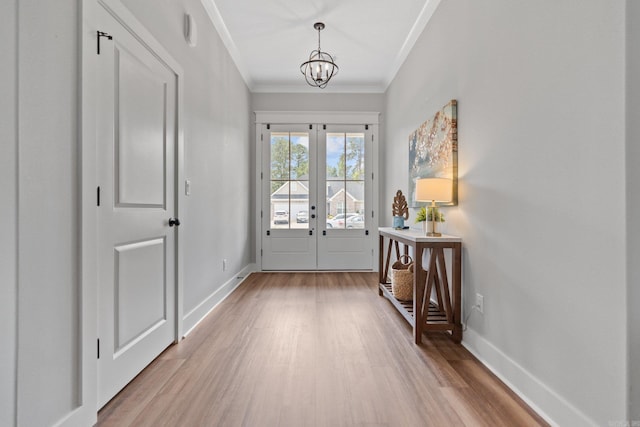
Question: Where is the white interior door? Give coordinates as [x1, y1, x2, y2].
[317, 125, 373, 269]
[96, 5, 178, 407]
[261, 125, 317, 270]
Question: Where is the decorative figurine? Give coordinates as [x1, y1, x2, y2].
[392, 190, 409, 229]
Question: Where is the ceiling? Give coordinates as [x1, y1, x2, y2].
[200, 0, 441, 93]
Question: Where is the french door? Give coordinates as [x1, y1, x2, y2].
[260, 122, 375, 270]
[261, 125, 318, 270]
[317, 125, 372, 269]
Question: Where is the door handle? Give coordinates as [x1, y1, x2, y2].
[168, 218, 181, 227]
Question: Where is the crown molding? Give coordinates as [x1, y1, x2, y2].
[200, 0, 254, 90]
[383, 0, 442, 88]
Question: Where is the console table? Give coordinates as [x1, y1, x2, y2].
[378, 227, 462, 344]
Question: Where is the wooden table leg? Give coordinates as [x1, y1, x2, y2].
[422, 247, 438, 321]
[452, 243, 462, 343]
[432, 269, 446, 316]
[436, 248, 453, 324]
[383, 239, 393, 286]
[413, 244, 427, 345]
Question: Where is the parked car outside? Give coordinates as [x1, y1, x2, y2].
[326, 213, 357, 228]
[296, 210, 309, 223]
[346, 215, 365, 229]
[273, 210, 289, 224]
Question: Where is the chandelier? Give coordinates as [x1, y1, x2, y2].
[300, 22, 339, 89]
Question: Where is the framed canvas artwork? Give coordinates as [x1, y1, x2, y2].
[408, 99, 458, 207]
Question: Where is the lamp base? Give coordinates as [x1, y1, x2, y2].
[422, 220, 443, 237]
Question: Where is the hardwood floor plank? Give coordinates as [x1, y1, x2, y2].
[97, 358, 185, 427]
[98, 272, 548, 427]
[440, 386, 495, 427]
[448, 360, 547, 426]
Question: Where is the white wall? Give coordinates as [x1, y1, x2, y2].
[383, 1, 627, 425]
[119, 0, 252, 330]
[627, 0, 640, 421]
[0, 1, 18, 426]
[4, 0, 252, 425]
[16, 1, 82, 426]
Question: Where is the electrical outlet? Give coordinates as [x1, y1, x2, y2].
[223, 259, 227, 271]
[476, 293, 484, 314]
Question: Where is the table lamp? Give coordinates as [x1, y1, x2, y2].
[415, 177, 452, 236]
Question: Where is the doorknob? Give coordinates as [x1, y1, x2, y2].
[168, 218, 181, 227]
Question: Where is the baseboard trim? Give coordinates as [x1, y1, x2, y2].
[462, 327, 596, 427]
[182, 263, 257, 337]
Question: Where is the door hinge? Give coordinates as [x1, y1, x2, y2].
[372, 134, 374, 141]
[97, 186, 100, 206]
[261, 133, 263, 141]
[372, 210, 375, 218]
[371, 172, 374, 180]
[97, 31, 112, 55]
[97, 338, 100, 359]
[261, 249, 263, 256]
[261, 210, 263, 218]
[261, 172, 263, 180]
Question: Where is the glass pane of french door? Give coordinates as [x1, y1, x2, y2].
[270, 131, 310, 229]
[325, 132, 366, 229]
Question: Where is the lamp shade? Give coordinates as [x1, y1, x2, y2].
[415, 178, 452, 202]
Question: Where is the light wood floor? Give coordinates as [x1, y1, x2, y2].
[98, 272, 548, 427]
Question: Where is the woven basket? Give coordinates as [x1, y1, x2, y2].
[391, 255, 414, 301]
